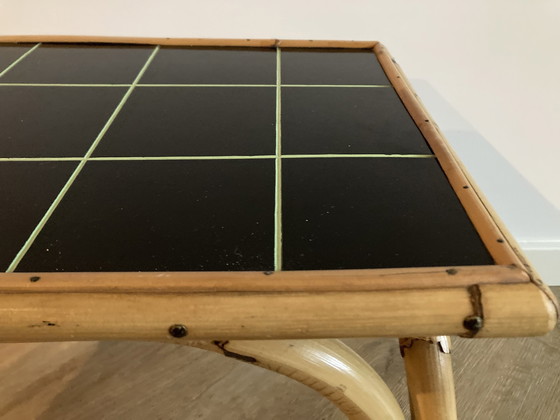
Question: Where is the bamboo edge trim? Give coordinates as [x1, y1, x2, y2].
[373, 43, 559, 322]
[0, 36, 378, 49]
[0, 283, 552, 341]
[0, 265, 528, 293]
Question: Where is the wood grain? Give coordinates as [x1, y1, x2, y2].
[400, 337, 457, 419]
[0, 36, 376, 49]
[0, 265, 529, 293]
[0, 283, 553, 342]
[0, 288, 557, 419]
[0, 288, 471, 341]
[183, 339, 404, 419]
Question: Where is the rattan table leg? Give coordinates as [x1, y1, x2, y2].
[177, 339, 404, 420]
[400, 336, 457, 420]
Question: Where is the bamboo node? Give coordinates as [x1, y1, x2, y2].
[461, 285, 485, 337]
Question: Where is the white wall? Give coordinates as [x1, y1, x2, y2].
[1, 0, 558, 284]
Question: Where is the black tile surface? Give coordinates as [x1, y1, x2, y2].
[0, 44, 154, 84]
[0, 162, 77, 271]
[16, 160, 275, 272]
[1, 44, 496, 274]
[0, 86, 126, 157]
[282, 87, 432, 155]
[281, 49, 390, 85]
[0, 44, 34, 74]
[94, 87, 276, 157]
[282, 158, 493, 270]
[140, 47, 276, 84]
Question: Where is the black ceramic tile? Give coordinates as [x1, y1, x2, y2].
[282, 158, 493, 270]
[281, 49, 390, 85]
[282, 87, 432, 155]
[16, 160, 275, 272]
[0, 162, 77, 271]
[1, 44, 154, 84]
[0, 86, 127, 157]
[140, 47, 276, 84]
[0, 43, 34, 74]
[94, 87, 276, 157]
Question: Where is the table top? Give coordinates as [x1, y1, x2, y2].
[0, 42, 495, 273]
[0, 38, 555, 342]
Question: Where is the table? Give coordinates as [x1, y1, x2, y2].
[0, 36, 557, 419]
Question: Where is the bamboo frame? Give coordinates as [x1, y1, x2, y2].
[0, 36, 377, 49]
[0, 37, 556, 343]
[0, 265, 530, 293]
[0, 283, 552, 342]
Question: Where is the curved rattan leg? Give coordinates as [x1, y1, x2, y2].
[400, 336, 457, 420]
[176, 339, 404, 420]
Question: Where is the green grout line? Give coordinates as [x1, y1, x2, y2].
[0, 83, 391, 88]
[282, 84, 391, 88]
[5, 46, 160, 273]
[0, 157, 82, 161]
[137, 84, 275, 87]
[76, 46, 160, 161]
[274, 47, 283, 272]
[89, 155, 276, 161]
[283, 154, 436, 159]
[0, 43, 41, 79]
[0, 83, 130, 87]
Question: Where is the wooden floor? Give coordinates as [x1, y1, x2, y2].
[0, 287, 558, 420]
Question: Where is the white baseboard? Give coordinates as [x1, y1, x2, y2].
[520, 244, 560, 286]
